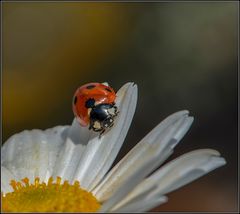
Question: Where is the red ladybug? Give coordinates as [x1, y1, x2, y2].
[72, 82, 119, 136]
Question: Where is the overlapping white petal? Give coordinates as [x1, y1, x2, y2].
[71, 82, 137, 190]
[93, 110, 193, 202]
[1, 166, 16, 194]
[1, 126, 69, 184]
[1, 82, 226, 212]
[145, 149, 226, 196]
[114, 195, 168, 212]
[111, 149, 226, 211]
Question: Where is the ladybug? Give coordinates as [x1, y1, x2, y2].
[72, 82, 119, 136]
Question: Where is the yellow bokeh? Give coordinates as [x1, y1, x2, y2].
[3, 3, 130, 128]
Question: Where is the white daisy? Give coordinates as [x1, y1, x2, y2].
[1, 82, 226, 212]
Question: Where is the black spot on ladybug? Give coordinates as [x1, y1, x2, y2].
[86, 85, 96, 89]
[85, 98, 95, 108]
[105, 88, 112, 92]
[74, 96, 78, 104]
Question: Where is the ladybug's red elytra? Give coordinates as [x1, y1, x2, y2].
[72, 82, 119, 136]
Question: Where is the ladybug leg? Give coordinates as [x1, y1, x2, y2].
[89, 120, 94, 130]
[109, 123, 114, 128]
[99, 128, 106, 139]
[114, 106, 119, 115]
[88, 124, 92, 130]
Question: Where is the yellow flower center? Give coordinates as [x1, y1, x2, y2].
[1, 176, 101, 212]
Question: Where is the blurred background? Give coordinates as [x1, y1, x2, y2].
[2, 2, 238, 212]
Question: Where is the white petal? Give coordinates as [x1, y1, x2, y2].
[51, 139, 85, 183]
[67, 117, 93, 146]
[113, 195, 167, 212]
[1, 166, 17, 194]
[1, 126, 69, 184]
[93, 110, 193, 202]
[30, 130, 49, 180]
[115, 149, 226, 208]
[51, 119, 90, 183]
[102, 82, 109, 86]
[110, 182, 158, 211]
[147, 149, 226, 196]
[72, 82, 138, 190]
[99, 156, 160, 212]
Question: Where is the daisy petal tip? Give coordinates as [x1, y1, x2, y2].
[131, 81, 137, 87]
[220, 157, 227, 166]
[132, 85, 138, 98]
[200, 156, 226, 175]
[126, 82, 137, 95]
[185, 116, 194, 128]
[124, 81, 137, 89]
[207, 149, 226, 166]
[102, 82, 109, 86]
[215, 156, 227, 167]
[203, 148, 221, 156]
[179, 109, 190, 116]
[191, 149, 226, 160]
[191, 149, 227, 173]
